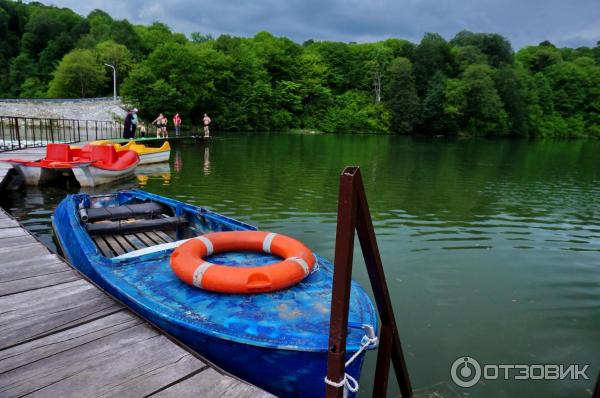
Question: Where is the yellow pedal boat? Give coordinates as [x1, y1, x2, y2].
[90, 140, 171, 165]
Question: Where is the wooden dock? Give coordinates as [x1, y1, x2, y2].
[0, 147, 46, 190]
[0, 207, 273, 398]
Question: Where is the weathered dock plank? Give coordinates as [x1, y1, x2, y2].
[0, 279, 123, 349]
[0, 207, 273, 397]
[0, 313, 207, 398]
[152, 368, 273, 398]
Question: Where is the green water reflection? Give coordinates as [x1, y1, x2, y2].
[2, 134, 599, 398]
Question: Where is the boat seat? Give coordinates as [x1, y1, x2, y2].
[83, 202, 170, 222]
[86, 215, 188, 236]
[46, 143, 73, 161]
[91, 144, 119, 164]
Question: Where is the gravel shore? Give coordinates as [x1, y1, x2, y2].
[0, 98, 127, 121]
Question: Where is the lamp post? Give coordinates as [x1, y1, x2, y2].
[104, 63, 117, 104]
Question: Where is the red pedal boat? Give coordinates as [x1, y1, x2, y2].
[2, 143, 139, 187]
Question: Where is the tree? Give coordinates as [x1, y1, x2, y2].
[544, 61, 587, 116]
[190, 32, 213, 43]
[516, 45, 562, 72]
[494, 66, 527, 135]
[96, 40, 133, 88]
[8, 53, 37, 95]
[451, 31, 514, 67]
[321, 90, 390, 133]
[38, 32, 75, 79]
[454, 45, 488, 71]
[48, 49, 107, 97]
[384, 57, 420, 134]
[413, 33, 454, 95]
[419, 71, 450, 134]
[460, 64, 509, 135]
[20, 7, 82, 57]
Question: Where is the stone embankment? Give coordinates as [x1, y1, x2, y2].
[0, 98, 127, 121]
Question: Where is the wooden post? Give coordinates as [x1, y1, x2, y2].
[325, 166, 413, 398]
[325, 168, 358, 398]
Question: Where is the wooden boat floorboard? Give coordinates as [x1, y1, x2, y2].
[0, 207, 272, 398]
[154, 230, 175, 243]
[136, 231, 157, 247]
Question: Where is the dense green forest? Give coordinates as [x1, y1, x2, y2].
[1, 0, 600, 137]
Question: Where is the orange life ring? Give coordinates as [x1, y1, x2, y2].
[170, 231, 316, 294]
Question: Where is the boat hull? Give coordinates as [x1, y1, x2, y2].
[138, 150, 170, 164]
[10, 163, 136, 187]
[52, 190, 376, 397]
[12, 163, 43, 185]
[72, 164, 137, 187]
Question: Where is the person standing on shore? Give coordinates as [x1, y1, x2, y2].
[173, 113, 182, 137]
[203, 113, 211, 137]
[123, 110, 134, 139]
[131, 108, 139, 138]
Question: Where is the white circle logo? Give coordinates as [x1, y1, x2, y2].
[451, 356, 482, 388]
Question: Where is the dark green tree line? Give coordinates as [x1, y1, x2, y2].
[1, 0, 600, 137]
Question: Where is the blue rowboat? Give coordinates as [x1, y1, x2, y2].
[52, 189, 378, 397]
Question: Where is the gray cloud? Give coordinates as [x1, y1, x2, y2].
[30, 0, 600, 49]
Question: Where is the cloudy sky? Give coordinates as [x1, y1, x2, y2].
[32, 0, 600, 49]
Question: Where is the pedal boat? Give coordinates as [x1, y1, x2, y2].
[1, 143, 139, 187]
[52, 189, 378, 397]
[90, 140, 171, 164]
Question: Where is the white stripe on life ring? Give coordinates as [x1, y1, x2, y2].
[289, 256, 310, 276]
[192, 262, 213, 287]
[262, 232, 277, 254]
[196, 236, 213, 255]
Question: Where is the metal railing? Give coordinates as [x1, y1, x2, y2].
[0, 116, 124, 152]
[326, 166, 413, 398]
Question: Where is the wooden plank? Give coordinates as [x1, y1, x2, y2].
[0, 234, 38, 249]
[0, 243, 50, 263]
[94, 236, 115, 258]
[0, 279, 122, 349]
[156, 230, 175, 243]
[0, 227, 29, 239]
[0, 253, 64, 279]
[104, 235, 126, 256]
[0, 316, 208, 398]
[152, 368, 273, 398]
[114, 234, 136, 253]
[144, 231, 165, 246]
[0, 219, 19, 229]
[0, 311, 138, 373]
[124, 234, 147, 250]
[151, 231, 173, 243]
[136, 232, 156, 247]
[0, 269, 80, 297]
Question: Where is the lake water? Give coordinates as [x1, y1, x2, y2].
[2, 134, 599, 398]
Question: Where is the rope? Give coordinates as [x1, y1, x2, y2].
[324, 325, 378, 396]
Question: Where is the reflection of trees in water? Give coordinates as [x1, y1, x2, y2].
[6, 136, 596, 240]
[140, 136, 600, 224]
